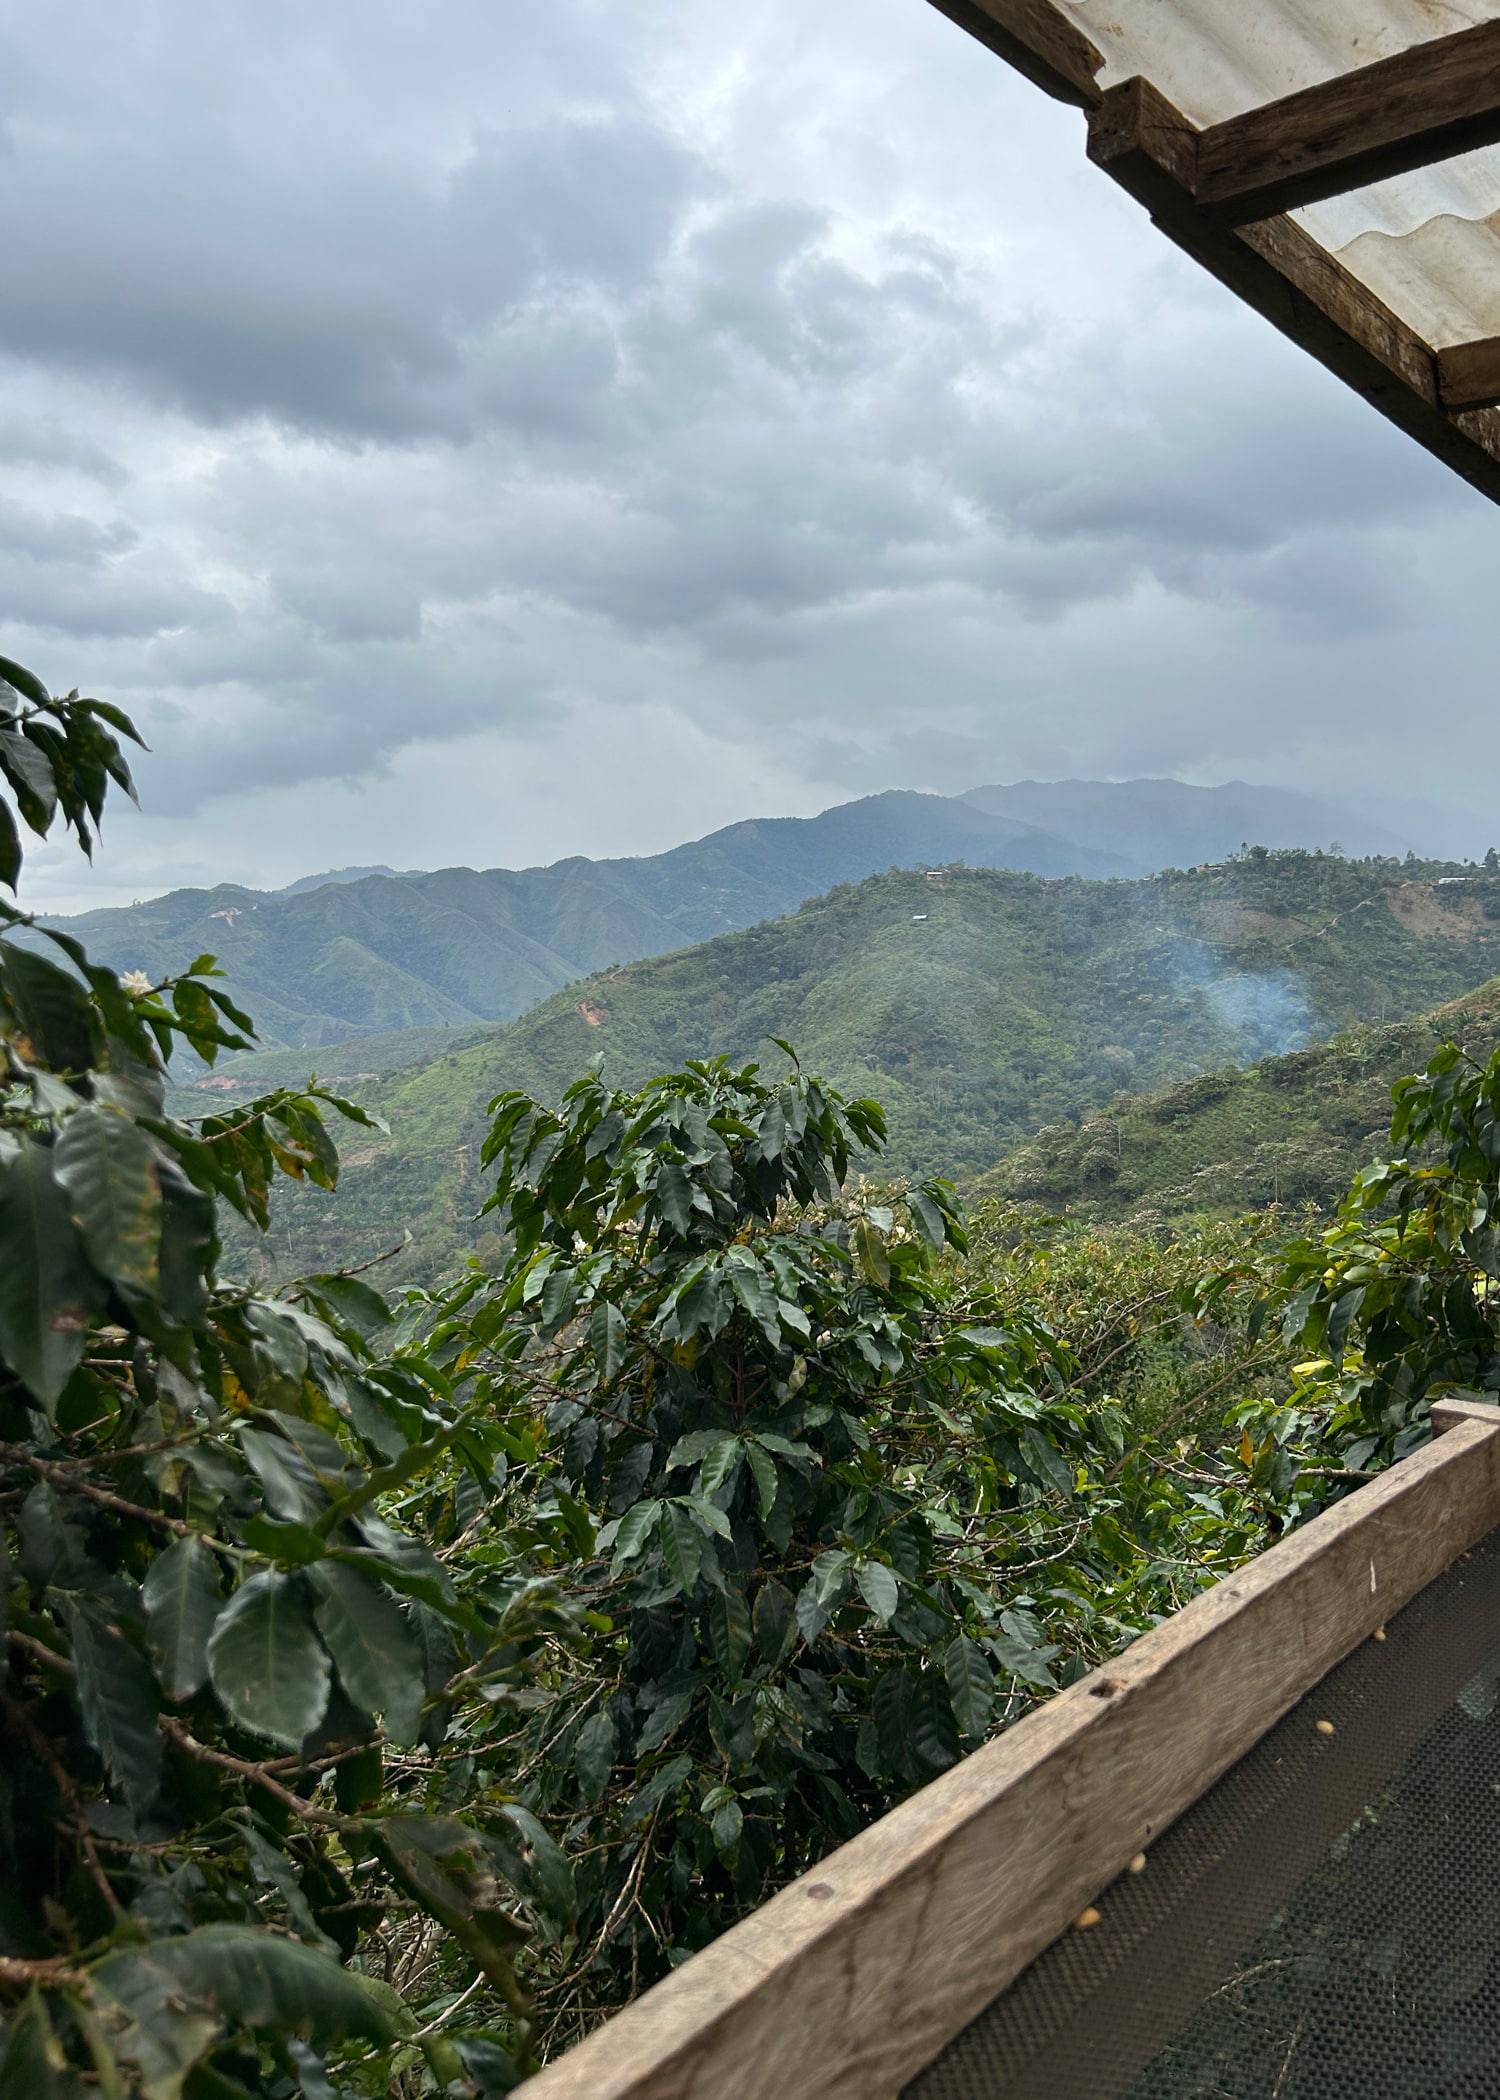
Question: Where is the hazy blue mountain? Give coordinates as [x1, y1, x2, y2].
[962, 779, 1418, 872]
[279, 865, 414, 894]
[45, 791, 1136, 1049]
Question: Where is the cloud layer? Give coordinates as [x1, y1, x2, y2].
[2, 0, 1496, 910]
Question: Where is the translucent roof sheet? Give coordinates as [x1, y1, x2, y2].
[1036, 0, 1500, 347]
[932, 0, 1500, 492]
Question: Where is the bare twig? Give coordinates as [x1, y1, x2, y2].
[0, 1953, 83, 1990]
[159, 1716, 346, 1828]
[6, 1626, 76, 1678]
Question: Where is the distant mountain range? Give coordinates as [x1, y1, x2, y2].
[44, 778, 1448, 1054]
[217, 852, 1500, 1284]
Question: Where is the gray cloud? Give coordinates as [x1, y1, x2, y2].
[0, 0, 1497, 914]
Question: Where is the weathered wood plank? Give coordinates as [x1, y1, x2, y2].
[1087, 78, 1500, 505]
[1432, 1393, 1500, 1433]
[1195, 18, 1500, 224]
[921, 0, 1103, 108]
[1438, 335, 1500, 412]
[515, 1416, 1500, 2100]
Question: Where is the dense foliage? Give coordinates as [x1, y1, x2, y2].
[0, 655, 581, 2098]
[409, 1069, 1308, 2047]
[9, 645, 1500, 2090]
[979, 987, 1500, 1228]
[1275, 1034, 1500, 1474]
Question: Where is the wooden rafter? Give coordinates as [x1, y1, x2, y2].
[1438, 333, 1500, 412]
[921, 0, 1500, 506]
[1195, 17, 1500, 225]
[1084, 77, 1500, 502]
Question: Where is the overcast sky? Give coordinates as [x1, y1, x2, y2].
[3, 0, 1497, 912]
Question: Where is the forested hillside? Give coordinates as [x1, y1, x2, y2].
[38, 790, 1137, 1046]
[977, 979, 1500, 1224]
[40, 777, 1442, 1055]
[224, 852, 1500, 1281]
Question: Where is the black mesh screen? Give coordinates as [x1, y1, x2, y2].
[905, 1524, 1500, 2100]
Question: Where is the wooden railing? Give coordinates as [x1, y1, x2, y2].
[517, 1398, 1500, 2100]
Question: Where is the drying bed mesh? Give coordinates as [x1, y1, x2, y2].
[905, 1523, 1500, 2100]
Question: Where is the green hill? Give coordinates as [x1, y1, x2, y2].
[973, 979, 1500, 1226]
[40, 777, 1449, 1059]
[219, 852, 1500, 1284]
[41, 790, 1140, 1050]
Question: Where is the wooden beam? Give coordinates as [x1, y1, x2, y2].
[1196, 18, 1500, 226]
[1087, 77, 1500, 506]
[921, 0, 1102, 108]
[515, 1416, 1500, 2100]
[1438, 335, 1500, 412]
[1433, 1393, 1500, 1433]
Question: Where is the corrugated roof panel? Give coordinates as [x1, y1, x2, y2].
[928, 0, 1500, 495]
[1335, 205, 1500, 340]
[1040, 0, 1500, 347]
[1051, 0, 1500, 123]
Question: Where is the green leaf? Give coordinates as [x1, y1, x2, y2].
[0, 725, 57, 831]
[636, 1686, 693, 1755]
[53, 1104, 162, 1296]
[1019, 1424, 1075, 1499]
[671, 1268, 726, 1341]
[988, 1630, 1060, 1692]
[206, 1572, 332, 1750]
[303, 1273, 392, 1339]
[143, 1535, 223, 1700]
[624, 1750, 692, 1826]
[92, 1925, 407, 2099]
[660, 1503, 703, 1596]
[0, 653, 51, 708]
[945, 1636, 995, 1741]
[71, 1608, 164, 1816]
[910, 1671, 961, 1776]
[677, 1491, 731, 1539]
[0, 1988, 80, 2100]
[855, 1560, 899, 1626]
[655, 1162, 695, 1234]
[793, 1579, 828, 1648]
[752, 1579, 795, 1665]
[854, 1217, 891, 1289]
[905, 1186, 947, 1248]
[310, 1560, 424, 1747]
[666, 1428, 726, 1470]
[610, 1499, 662, 1567]
[872, 1665, 919, 1785]
[573, 1708, 617, 1804]
[709, 1584, 753, 1683]
[0, 1138, 106, 1407]
[711, 1797, 743, 1860]
[1, 945, 96, 1071]
[810, 1548, 852, 1607]
[589, 1298, 627, 1383]
[744, 1440, 778, 1518]
[698, 1435, 743, 1496]
[240, 1515, 325, 1564]
[0, 799, 20, 891]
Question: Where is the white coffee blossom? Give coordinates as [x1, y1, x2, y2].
[120, 970, 153, 998]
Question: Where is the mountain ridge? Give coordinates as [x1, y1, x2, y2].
[40, 779, 1461, 1055]
[216, 851, 1500, 1284]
